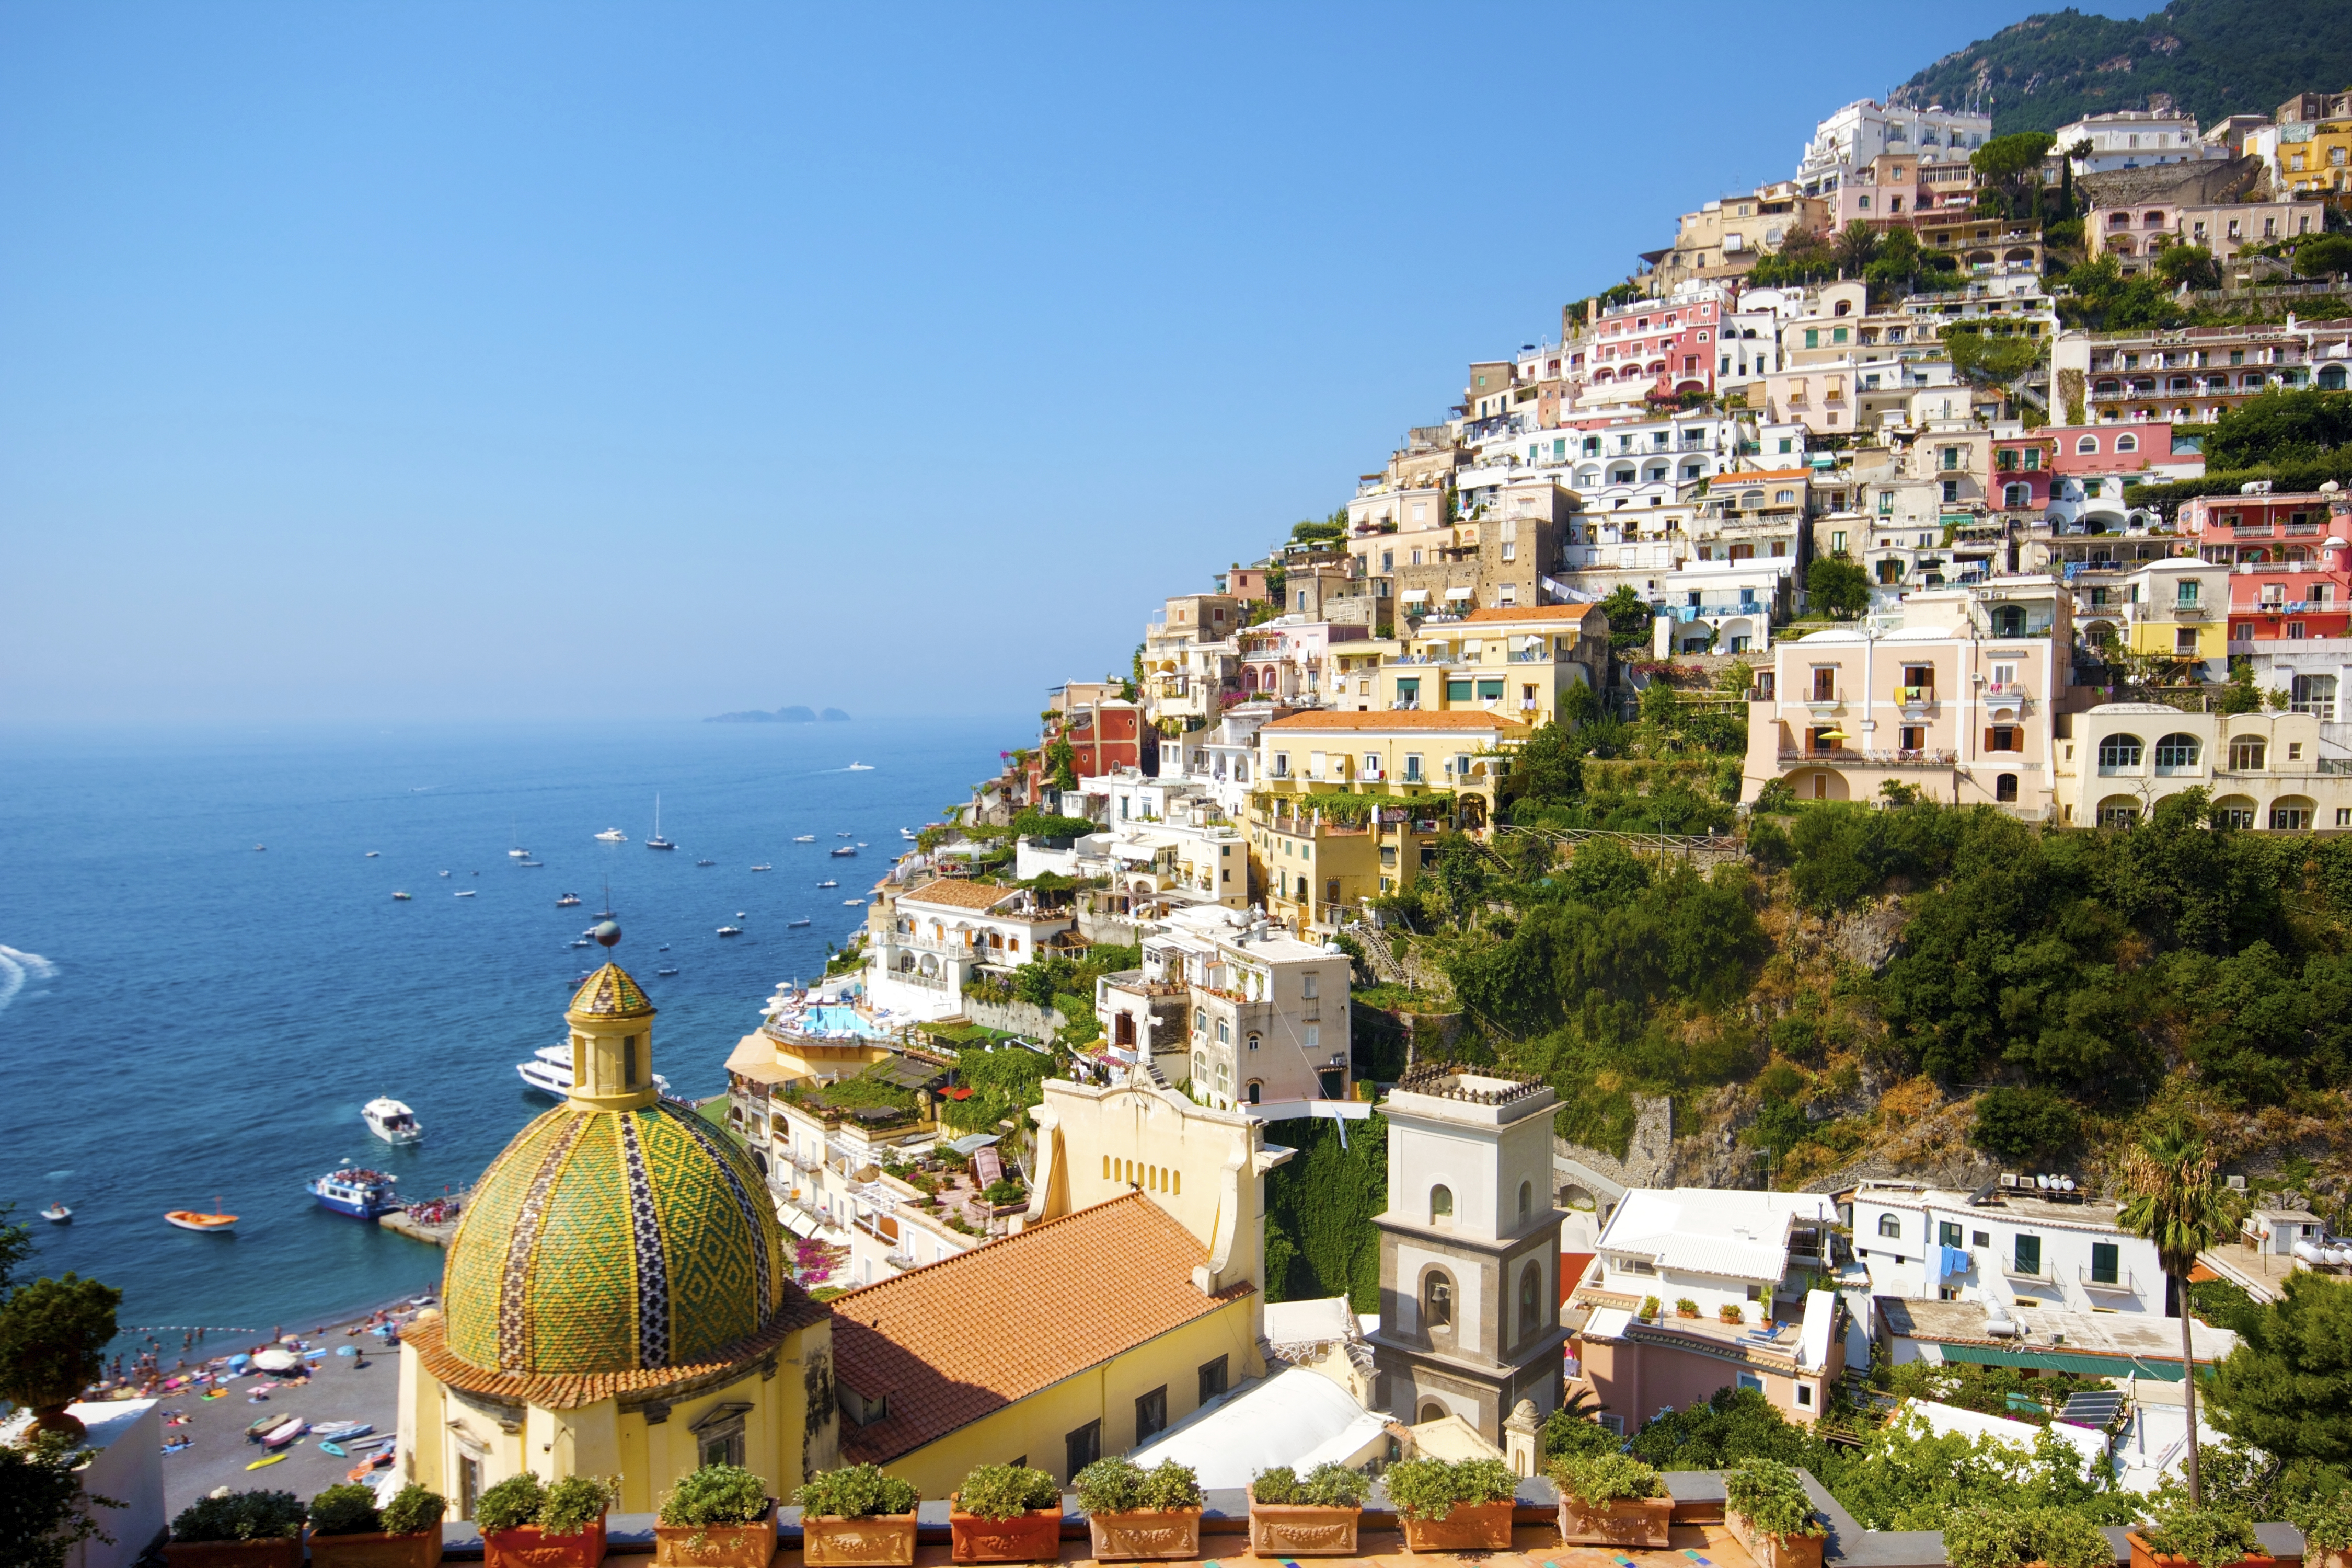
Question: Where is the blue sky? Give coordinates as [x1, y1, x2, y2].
[0, 2, 2163, 723]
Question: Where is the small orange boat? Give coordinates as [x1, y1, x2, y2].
[165, 1200, 237, 1233]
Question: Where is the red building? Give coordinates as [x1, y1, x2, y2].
[2184, 491, 2352, 641]
[1024, 699, 1156, 801]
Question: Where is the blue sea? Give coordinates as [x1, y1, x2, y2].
[0, 718, 1014, 1347]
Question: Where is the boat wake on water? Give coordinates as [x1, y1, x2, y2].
[0, 947, 58, 1019]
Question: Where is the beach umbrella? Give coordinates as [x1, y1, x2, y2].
[251, 1348, 299, 1373]
[336, 1345, 358, 1357]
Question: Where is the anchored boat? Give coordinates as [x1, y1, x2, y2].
[310, 1164, 400, 1219]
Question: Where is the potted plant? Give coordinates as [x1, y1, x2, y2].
[307, 1483, 447, 1568]
[1723, 1459, 1825, 1568]
[948, 1463, 1063, 1564]
[1675, 1298, 1701, 1318]
[1247, 1463, 1367, 1557]
[2293, 1492, 2352, 1568]
[163, 1490, 307, 1568]
[1381, 1456, 1518, 1552]
[1074, 1458, 1203, 1561]
[794, 1464, 919, 1568]
[1551, 1452, 1672, 1548]
[655, 1463, 775, 1567]
[477, 1473, 617, 1568]
[1943, 1506, 2113, 1568]
[1719, 1303, 1746, 1324]
[2130, 1504, 2272, 1568]
[1638, 1296, 1661, 1322]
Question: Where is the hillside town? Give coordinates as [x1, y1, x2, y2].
[20, 67, 2352, 1568]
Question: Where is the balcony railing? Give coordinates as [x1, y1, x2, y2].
[2080, 1267, 2141, 1294]
[1780, 747, 1958, 767]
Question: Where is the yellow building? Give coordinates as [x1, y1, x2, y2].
[1374, 605, 1606, 727]
[2122, 556, 2230, 676]
[2284, 121, 2352, 194]
[1251, 709, 1528, 930]
[397, 960, 838, 1517]
[824, 1075, 1288, 1496]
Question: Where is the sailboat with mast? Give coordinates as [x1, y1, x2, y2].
[646, 793, 675, 851]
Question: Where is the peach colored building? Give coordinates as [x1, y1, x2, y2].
[1742, 582, 2073, 815]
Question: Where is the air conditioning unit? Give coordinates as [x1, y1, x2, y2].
[2227, 1174, 2247, 1191]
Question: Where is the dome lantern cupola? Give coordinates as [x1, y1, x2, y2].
[564, 960, 659, 1111]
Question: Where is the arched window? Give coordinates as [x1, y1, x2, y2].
[1246, 1032, 1260, 1053]
[1994, 604, 2026, 636]
[2077, 435, 2100, 454]
[1430, 1185, 1454, 1224]
[2116, 434, 2139, 453]
[1424, 1272, 1454, 1329]
[1996, 773, 2019, 803]
[1519, 1261, 1543, 1339]
[1246, 1080, 1262, 1104]
[2229, 737, 2267, 771]
[1518, 1181, 1532, 1221]
[2004, 482, 2032, 508]
[1776, 490, 1796, 505]
[1420, 1400, 1448, 1423]
[2097, 734, 2144, 772]
[1877, 1214, 1901, 1238]
[2153, 733, 2201, 774]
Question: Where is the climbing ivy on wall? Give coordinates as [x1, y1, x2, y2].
[1261, 1112, 1387, 1313]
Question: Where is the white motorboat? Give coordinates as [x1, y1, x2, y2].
[846, 762, 874, 771]
[646, 794, 675, 851]
[792, 835, 816, 843]
[40, 1203, 70, 1224]
[517, 1044, 667, 1099]
[788, 917, 811, 928]
[900, 828, 917, 840]
[717, 925, 743, 937]
[366, 850, 380, 858]
[454, 889, 477, 898]
[750, 863, 773, 872]
[362, 1097, 423, 1144]
[595, 828, 627, 843]
[817, 879, 838, 889]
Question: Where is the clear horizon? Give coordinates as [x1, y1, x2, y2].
[1, 0, 2164, 724]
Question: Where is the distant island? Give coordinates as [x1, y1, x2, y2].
[704, 706, 852, 724]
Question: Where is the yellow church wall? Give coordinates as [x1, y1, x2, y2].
[872, 1294, 1257, 1497]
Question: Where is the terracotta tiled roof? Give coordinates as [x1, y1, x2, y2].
[1262, 710, 1532, 733]
[829, 1193, 1252, 1465]
[897, 878, 1018, 912]
[405, 1290, 830, 1410]
[1460, 605, 1602, 625]
[568, 963, 653, 1019]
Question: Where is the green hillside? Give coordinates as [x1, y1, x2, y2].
[1898, 0, 2352, 135]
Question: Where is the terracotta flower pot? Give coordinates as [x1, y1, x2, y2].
[1399, 1498, 1516, 1553]
[162, 1540, 305, 1568]
[1245, 1491, 1360, 1557]
[1558, 1494, 1675, 1549]
[801, 1511, 918, 1568]
[1086, 1507, 1203, 1561]
[947, 1502, 1063, 1564]
[654, 1505, 776, 1568]
[308, 1530, 445, 1568]
[1725, 1509, 1825, 1568]
[2126, 1533, 2282, 1568]
[483, 1518, 607, 1568]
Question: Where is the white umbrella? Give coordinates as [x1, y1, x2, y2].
[251, 1348, 300, 1373]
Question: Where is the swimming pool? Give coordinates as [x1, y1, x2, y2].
[793, 1004, 891, 1038]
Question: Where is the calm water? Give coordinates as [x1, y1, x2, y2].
[0, 718, 1010, 1345]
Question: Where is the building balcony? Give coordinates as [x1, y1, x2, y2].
[1780, 747, 1959, 767]
[2080, 1267, 2142, 1296]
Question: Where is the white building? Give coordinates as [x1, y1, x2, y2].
[1850, 1178, 2168, 1316]
[867, 878, 1075, 1021]
[1135, 902, 1352, 1110]
[1796, 99, 1993, 199]
[2054, 110, 2227, 175]
[1589, 1187, 1840, 1323]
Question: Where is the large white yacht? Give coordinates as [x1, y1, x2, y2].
[516, 1044, 668, 1099]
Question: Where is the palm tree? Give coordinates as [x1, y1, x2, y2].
[1835, 221, 1882, 277]
[2117, 1116, 2238, 1504]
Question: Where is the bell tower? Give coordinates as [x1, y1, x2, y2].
[565, 921, 659, 1111]
[1367, 1065, 1566, 1444]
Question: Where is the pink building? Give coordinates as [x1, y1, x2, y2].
[2183, 491, 2352, 641]
[1570, 295, 1723, 405]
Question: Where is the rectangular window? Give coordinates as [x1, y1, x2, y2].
[1135, 1386, 1169, 1443]
[2090, 1242, 2120, 1286]
[1445, 678, 1473, 701]
[1302, 972, 1319, 1000]
[2014, 1234, 2042, 1276]
[1831, 531, 1847, 552]
[1198, 1355, 1229, 1405]
[1476, 678, 1504, 700]
[1804, 328, 1819, 349]
[1064, 1420, 1102, 1480]
[1939, 1221, 1963, 1248]
[1737, 1371, 1765, 1393]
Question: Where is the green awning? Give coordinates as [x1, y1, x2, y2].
[1938, 1343, 2188, 1381]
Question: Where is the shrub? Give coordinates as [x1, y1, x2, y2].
[2140, 1503, 2259, 1567]
[794, 1465, 919, 1520]
[2293, 1492, 2352, 1554]
[2034, 1508, 2119, 1568]
[659, 1463, 770, 1528]
[1550, 1452, 1663, 1508]
[1943, 1505, 2036, 1568]
[1724, 1459, 1818, 1540]
[1073, 1456, 1199, 1514]
[170, 1490, 306, 1543]
[955, 1464, 1060, 1520]
[1640, 1296, 1661, 1321]
[540, 1476, 617, 1537]
[473, 1474, 547, 1536]
[1251, 1463, 1367, 1508]
[2, 1432, 120, 1568]
[306, 1484, 383, 1538]
[1380, 1456, 1517, 1522]
[378, 1485, 448, 1537]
